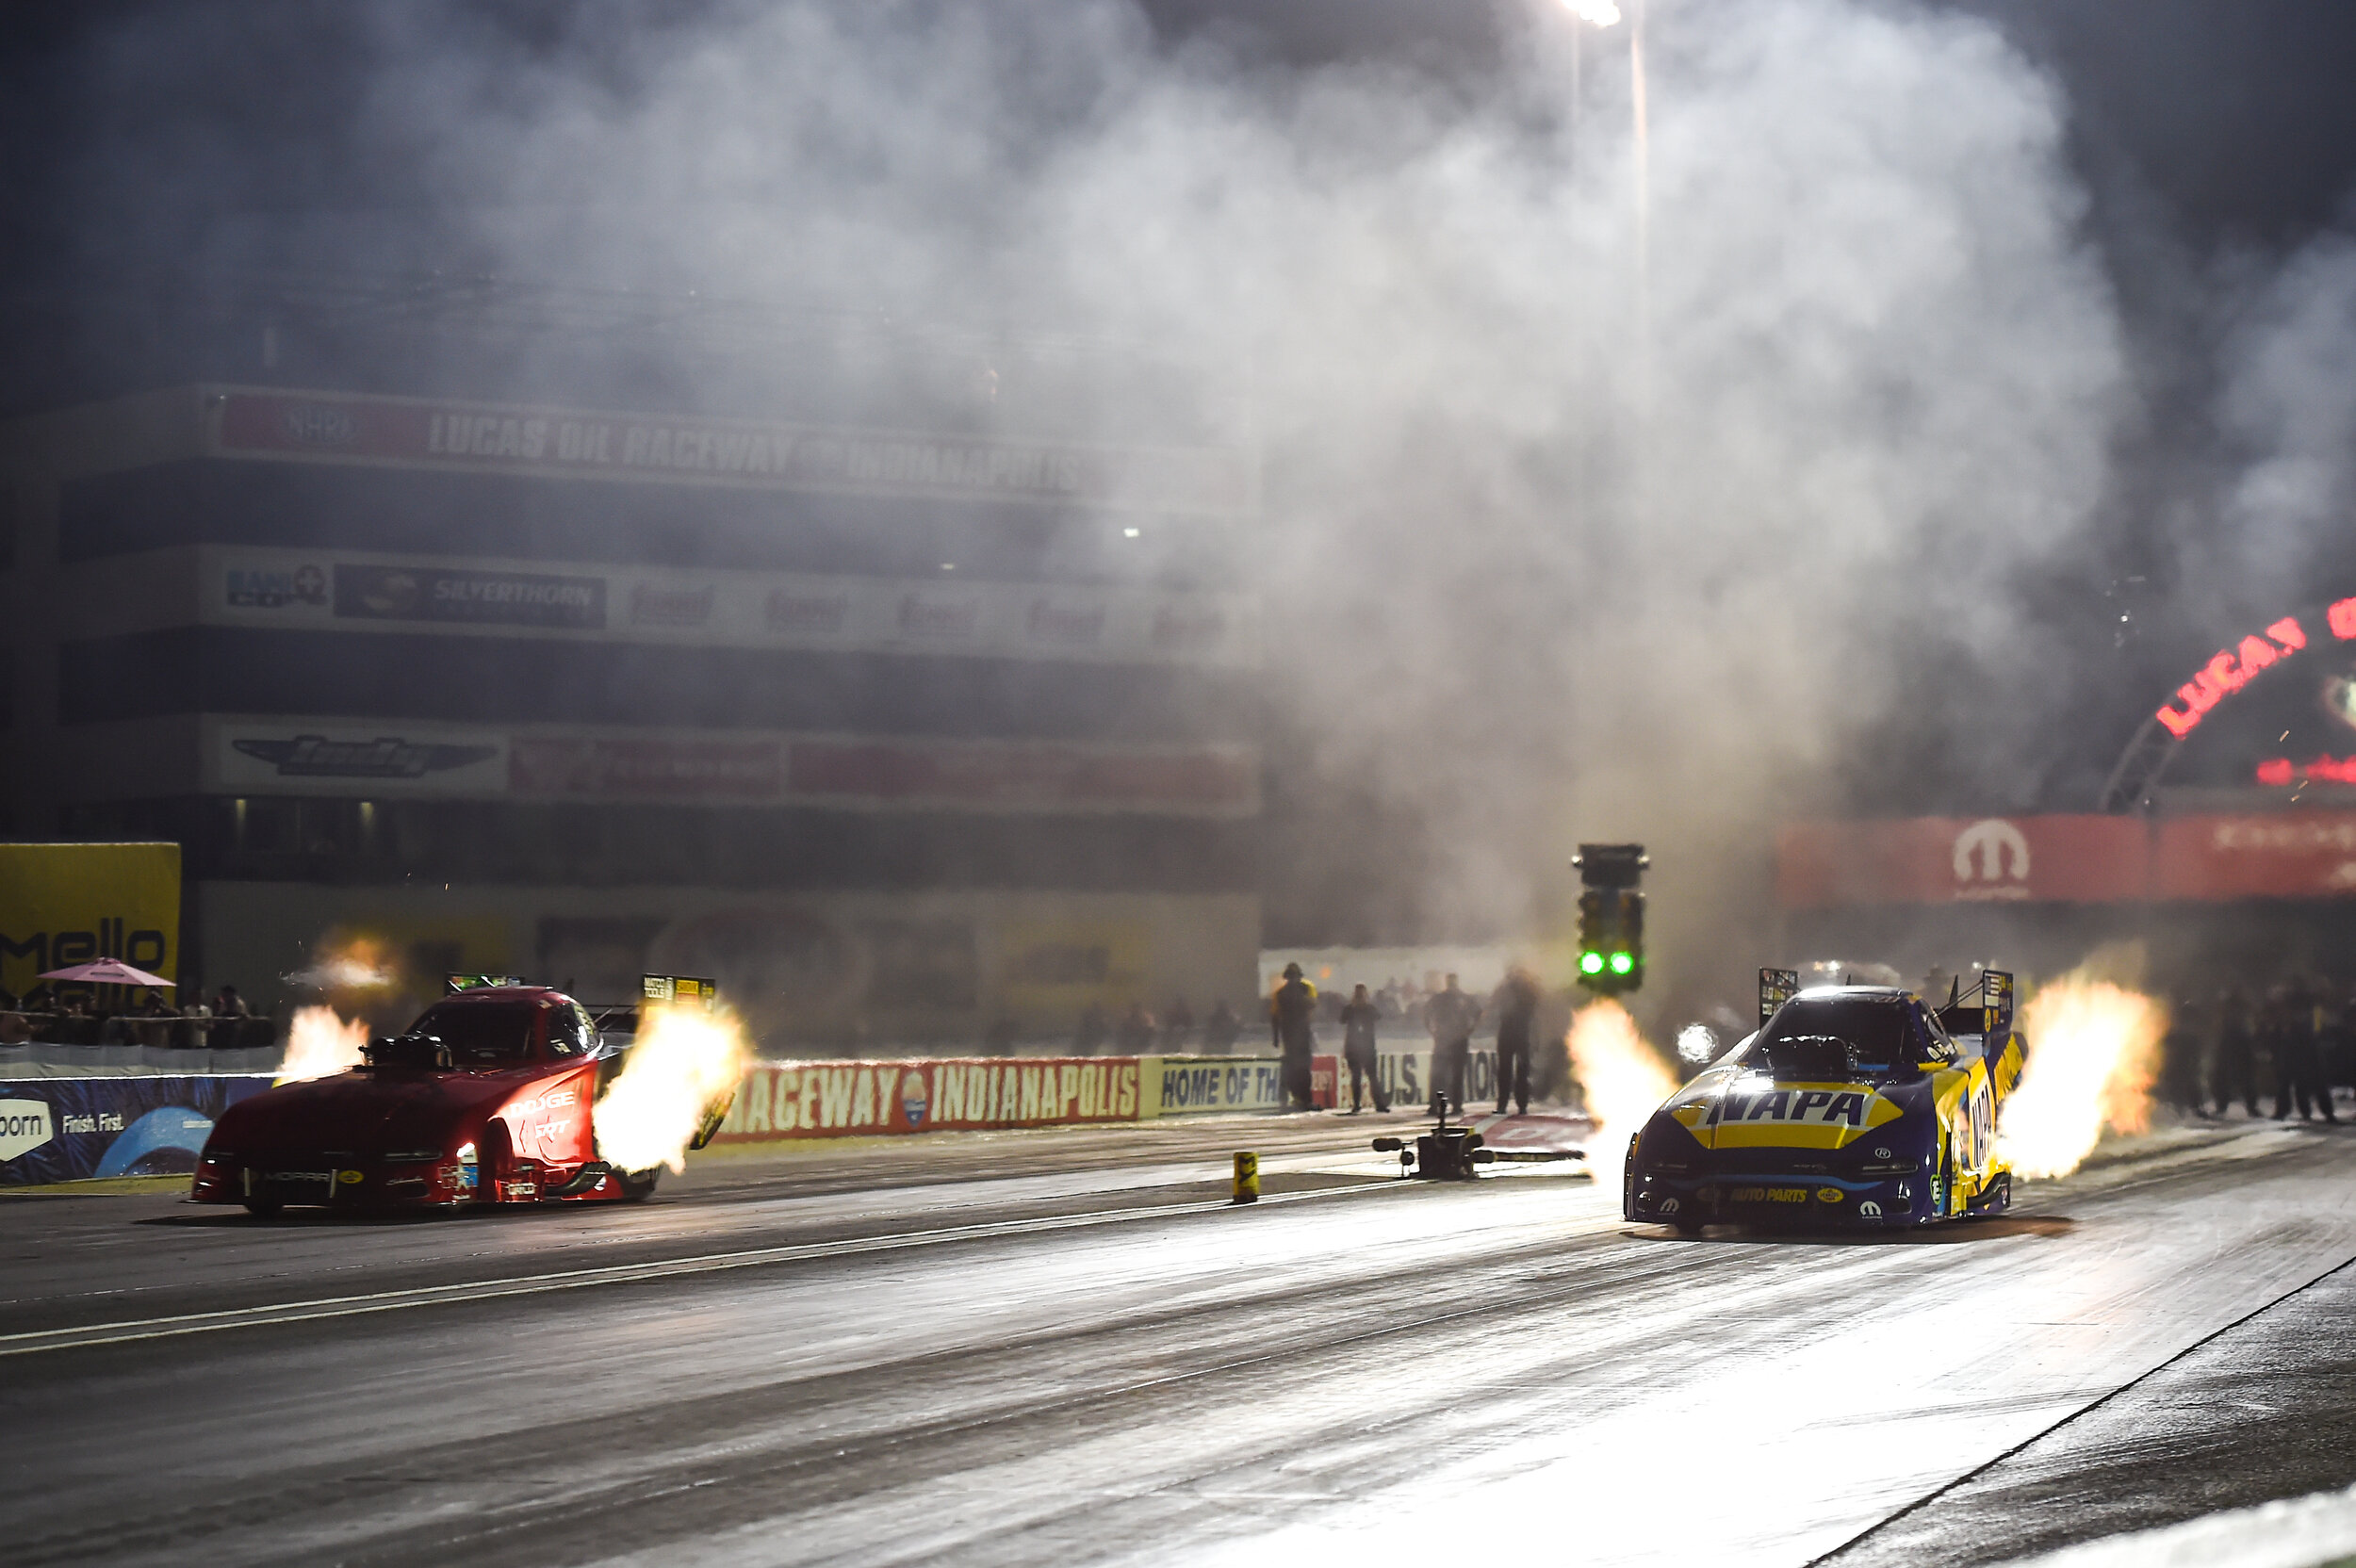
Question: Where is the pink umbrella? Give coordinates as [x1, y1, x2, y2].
[40, 958, 175, 988]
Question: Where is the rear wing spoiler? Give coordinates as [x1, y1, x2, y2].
[446, 973, 527, 993]
[1935, 971, 2014, 1037]
[1757, 965, 2014, 1037]
[641, 973, 717, 1008]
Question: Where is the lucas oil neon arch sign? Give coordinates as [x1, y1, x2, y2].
[2099, 596, 2356, 810]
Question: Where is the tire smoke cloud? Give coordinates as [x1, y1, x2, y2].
[63, 0, 2136, 965]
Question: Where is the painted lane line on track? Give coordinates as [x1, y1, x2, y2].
[0, 1180, 1401, 1359]
[1808, 1247, 2356, 1565]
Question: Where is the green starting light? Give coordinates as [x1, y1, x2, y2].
[1608, 951, 1635, 976]
[1579, 951, 1606, 975]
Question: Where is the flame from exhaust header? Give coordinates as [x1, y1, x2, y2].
[593, 1001, 753, 1176]
[1570, 999, 1679, 1163]
[285, 935, 398, 993]
[1997, 972, 2167, 1180]
[278, 1004, 368, 1083]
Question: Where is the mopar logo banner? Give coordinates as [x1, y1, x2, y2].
[0, 1077, 272, 1186]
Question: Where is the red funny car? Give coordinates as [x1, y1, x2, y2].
[191, 978, 729, 1215]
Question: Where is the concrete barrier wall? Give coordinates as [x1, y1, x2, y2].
[0, 1075, 273, 1184]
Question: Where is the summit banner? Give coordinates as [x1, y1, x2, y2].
[206, 386, 1253, 517]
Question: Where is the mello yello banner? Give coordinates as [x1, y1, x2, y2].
[0, 841, 181, 998]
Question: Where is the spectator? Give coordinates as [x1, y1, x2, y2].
[57, 994, 98, 1046]
[1490, 964, 1542, 1117]
[1162, 996, 1196, 1052]
[1115, 1002, 1157, 1056]
[1338, 983, 1388, 1112]
[179, 990, 214, 1052]
[213, 984, 253, 1049]
[2270, 983, 2336, 1123]
[1269, 963, 1317, 1111]
[1423, 973, 1481, 1118]
[2210, 988, 2257, 1118]
[136, 988, 177, 1050]
[1203, 999, 1241, 1054]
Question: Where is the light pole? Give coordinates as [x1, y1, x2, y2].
[1562, 0, 1649, 406]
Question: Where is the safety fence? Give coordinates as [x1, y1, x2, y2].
[0, 1011, 277, 1051]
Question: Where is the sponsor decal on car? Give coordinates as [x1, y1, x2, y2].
[1658, 1197, 1681, 1216]
[1727, 1185, 1810, 1204]
[336, 1169, 364, 1185]
[1816, 1186, 1842, 1203]
[1858, 1200, 1884, 1217]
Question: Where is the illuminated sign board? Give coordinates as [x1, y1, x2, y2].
[2153, 596, 2356, 741]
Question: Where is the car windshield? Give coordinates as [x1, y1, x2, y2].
[1749, 999, 1926, 1080]
[407, 1002, 538, 1065]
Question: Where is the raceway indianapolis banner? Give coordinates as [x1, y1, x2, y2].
[708, 1046, 1502, 1144]
[0, 1076, 270, 1186]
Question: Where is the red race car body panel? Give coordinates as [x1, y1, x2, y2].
[190, 986, 646, 1213]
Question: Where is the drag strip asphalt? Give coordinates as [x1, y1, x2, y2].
[5, 1114, 2352, 1568]
[0, 1177, 1403, 1358]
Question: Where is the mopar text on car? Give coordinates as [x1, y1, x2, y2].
[1623, 982, 2024, 1233]
[190, 984, 724, 1215]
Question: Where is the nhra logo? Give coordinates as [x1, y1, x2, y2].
[0, 1099, 55, 1163]
[1952, 819, 2031, 901]
[280, 403, 358, 449]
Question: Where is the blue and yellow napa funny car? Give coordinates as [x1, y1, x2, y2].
[1623, 971, 2025, 1233]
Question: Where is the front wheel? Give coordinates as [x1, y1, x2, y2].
[616, 1167, 660, 1202]
[241, 1197, 283, 1217]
